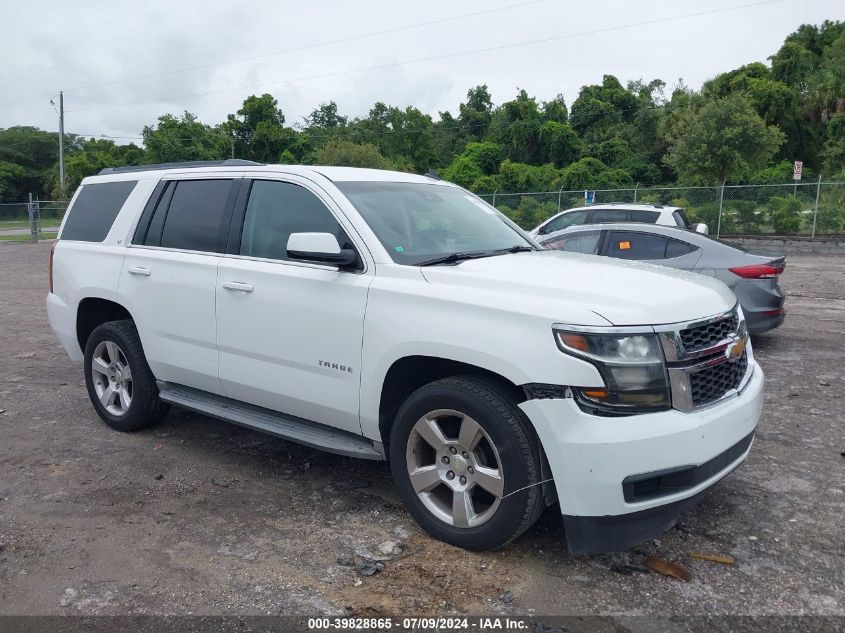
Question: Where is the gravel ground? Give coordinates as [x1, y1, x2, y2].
[0, 241, 842, 619]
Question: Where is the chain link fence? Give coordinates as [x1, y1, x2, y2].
[0, 200, 69, 241]
[477, 181, 845, 237]
[2, 182, 844, 240]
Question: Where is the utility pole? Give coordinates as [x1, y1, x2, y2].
[58, 91, 66, 197]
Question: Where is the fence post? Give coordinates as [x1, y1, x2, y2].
[28, 193, 38, 243]
[811, 174, 821, 238]
[716, 180, 726, 238]
[633, 182, 639, 203]
[492, 189, 497, 208]
[557, 185, 565, 212]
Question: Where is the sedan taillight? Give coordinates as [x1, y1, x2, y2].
[729, 264, 784, 279]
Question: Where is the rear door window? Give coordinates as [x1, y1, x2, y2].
[606, 231, 670, 260]
[590, 209, 629, 223]
[542, 230, 602, 254]
[61, 181, 137, 242]
[156, 179, 236, 253]
[541, 210, 588, 234]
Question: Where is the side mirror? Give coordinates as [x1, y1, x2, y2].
[693, 223, 709, 235]
[286, 232, 358, 268]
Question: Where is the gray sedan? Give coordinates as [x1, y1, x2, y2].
[538, 223, 786, 334]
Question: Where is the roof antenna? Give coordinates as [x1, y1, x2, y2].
[424, 170, 441, 180]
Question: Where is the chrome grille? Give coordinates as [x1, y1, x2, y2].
[657, 305, 752, 412]
[689, 352, 748, 407]
[679, 313, 738, 352]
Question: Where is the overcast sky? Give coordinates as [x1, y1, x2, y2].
[0, 0, 842, 143]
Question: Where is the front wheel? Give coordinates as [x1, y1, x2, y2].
[390, 376, 546, 550]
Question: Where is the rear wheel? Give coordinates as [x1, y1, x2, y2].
[390, 376, 546, 550]
[83, 320, 169, 432]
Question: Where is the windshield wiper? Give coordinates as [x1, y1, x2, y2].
[417, 251, 494, 266]
[417, 245, 536, 267]
[500, 245, 535, 254]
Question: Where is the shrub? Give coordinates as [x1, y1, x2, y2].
[768, 195, 803, 235]
[726, 200, 761, 234]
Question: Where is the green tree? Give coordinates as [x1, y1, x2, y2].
[142, 112, 228, 163]
[0, 161, 26, 201]
[569, 75, 639, 142]
[0, 126, 62, 199]
[458, 85, 494, 139]
[225, 94, 297, 163]
[665, 94, 784, 184]
[539, 121, 581, 167]
[309, 139, 394, 169]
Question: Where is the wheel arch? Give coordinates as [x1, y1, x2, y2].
[76, 297, 133, 352]
[377, 355, 526, 452]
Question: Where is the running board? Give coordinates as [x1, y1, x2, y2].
[157, 382, 384, 461]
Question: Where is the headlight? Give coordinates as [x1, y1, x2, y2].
[554, 329, 671, 415]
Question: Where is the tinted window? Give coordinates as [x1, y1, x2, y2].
[61, 181, 137, 242]
[590, 209, 628, 223]
[240, 180, 348, 261]
[542, 230, 601, 254]
[665, 238, 697, 258]
[542, 210, 587, 234]
[606, 232, 669, 260]
[159, 179, 233, 252]
[629, 210, 660, 223]
[673, 210, 691, 228]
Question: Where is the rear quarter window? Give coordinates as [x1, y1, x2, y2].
[629, 210, 660, 223]
[60, 181, 138, 242]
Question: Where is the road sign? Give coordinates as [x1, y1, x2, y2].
[793, 160, 803, 181]
[584, 190, 596, 204]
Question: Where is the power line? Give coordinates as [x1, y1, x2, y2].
[65, 0, 786, 115]
[0, 0, 548, 111]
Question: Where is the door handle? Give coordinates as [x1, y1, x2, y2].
[128, 266, 151, 276]
[222, 281, 254, 293]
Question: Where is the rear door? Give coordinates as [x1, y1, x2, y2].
[215, 175, 372, 434]
[602, 230, 702, 270]
[118, 174, 242, 393]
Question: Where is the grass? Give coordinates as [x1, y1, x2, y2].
[0, 220, 33, 229]
[0, 232, 58, 242]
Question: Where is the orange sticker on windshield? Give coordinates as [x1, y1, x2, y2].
[619, 241, 631, 250]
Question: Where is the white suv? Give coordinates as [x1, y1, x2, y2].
[47, 160, 762, 554]
[531, 203, 708, 238]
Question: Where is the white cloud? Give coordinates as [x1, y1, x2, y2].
[0, 0, 840, 140]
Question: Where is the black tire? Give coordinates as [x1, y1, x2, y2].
[389, 375, 546, 550]
[83, 320, 170, 432]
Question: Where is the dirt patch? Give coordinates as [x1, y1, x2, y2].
[0, 241, 843, 616]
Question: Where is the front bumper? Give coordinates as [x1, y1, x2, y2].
[519, 362, 763, 554]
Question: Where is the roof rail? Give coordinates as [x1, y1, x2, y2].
[97, 159, 262, 175]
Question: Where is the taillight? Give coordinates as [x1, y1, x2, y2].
[729, 264, 784, 279]
[49, 242, 56, 293]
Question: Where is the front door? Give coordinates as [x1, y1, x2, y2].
[216, 177, 372, 435]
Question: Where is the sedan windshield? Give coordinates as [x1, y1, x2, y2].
[335, 181, 534, 265]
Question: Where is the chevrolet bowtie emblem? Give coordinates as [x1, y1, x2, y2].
[726, 337, 747, 362]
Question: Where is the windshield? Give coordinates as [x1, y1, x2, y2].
[335, 181, 534, 265]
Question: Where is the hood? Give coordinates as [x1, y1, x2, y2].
[420, 250, 736, 326]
